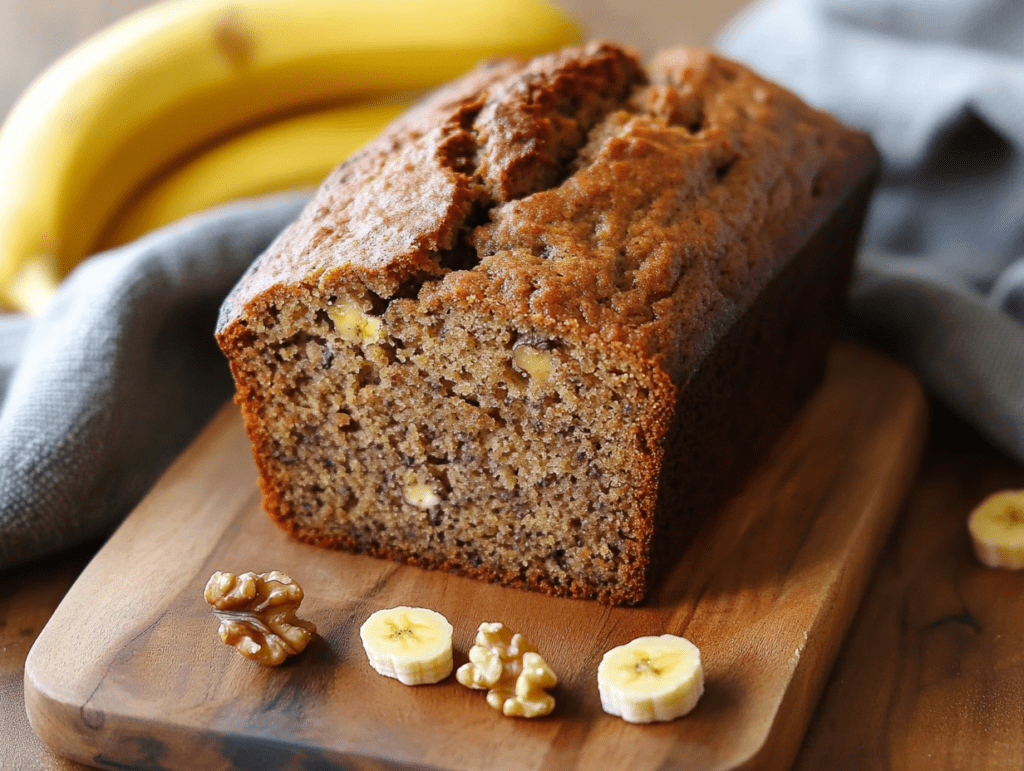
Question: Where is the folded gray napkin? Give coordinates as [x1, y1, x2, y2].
[719, 0, 1024, 460]
[0, 193, 308, 570]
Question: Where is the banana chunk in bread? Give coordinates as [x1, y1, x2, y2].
[216, 43, 878, 605]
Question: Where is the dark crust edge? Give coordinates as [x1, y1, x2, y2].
[645, 154, 881, 601]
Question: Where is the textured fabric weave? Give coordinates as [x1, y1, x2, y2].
[0, 194, 307, 570]
[719, 0, 1024, 460]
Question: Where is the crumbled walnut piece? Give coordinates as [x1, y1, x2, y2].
[456, 622, 557, 718]
[328, 300, 384, 343]
[512, 344, 554, 383]
[457, 622, 535, 688]
[403, 481, 442, 509]
[204, 570, 316, 666]
[488, 652, 558, 718]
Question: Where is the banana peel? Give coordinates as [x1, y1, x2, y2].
[99, 99, 413, 251]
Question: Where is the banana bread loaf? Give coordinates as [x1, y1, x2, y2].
[216, 42, 879, 605]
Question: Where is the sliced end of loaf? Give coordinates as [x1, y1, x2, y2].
[219, 283, 674, 604]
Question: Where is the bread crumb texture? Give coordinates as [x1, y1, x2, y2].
[217, 43, 878, 604]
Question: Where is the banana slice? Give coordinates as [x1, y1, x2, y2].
[968, 489, 1024, 569]
[597, 634, 704, 724]
[359, 606, 454, 685]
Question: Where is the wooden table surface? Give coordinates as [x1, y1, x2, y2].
[2, 1, 1023, 770]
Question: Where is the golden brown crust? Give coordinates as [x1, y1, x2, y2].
[219, 43, 873, 380]
[216, 42, 880, 605]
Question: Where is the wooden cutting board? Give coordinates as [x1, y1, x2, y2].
[25, 342, 927, 771]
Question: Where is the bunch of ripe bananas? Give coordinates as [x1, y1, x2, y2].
[0, 0, 581, 312]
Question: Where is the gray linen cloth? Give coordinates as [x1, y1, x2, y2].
[718, 0, 1024, 459]
[0, 193, 307, 570]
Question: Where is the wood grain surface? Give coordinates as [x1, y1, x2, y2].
[24, 343, 927, 771]
[0, 548, 95, 771]
[793, 409, 1024, 771]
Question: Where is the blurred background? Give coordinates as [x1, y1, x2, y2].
[0, 0, 753, 120]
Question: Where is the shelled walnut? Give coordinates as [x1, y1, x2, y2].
[456, 622, 558, 718]
[204, 570, 316, 666]
[488, 652, 558, 718]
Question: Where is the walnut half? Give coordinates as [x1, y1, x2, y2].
[204, 570, 316, 666]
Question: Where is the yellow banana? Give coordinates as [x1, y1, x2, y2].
[0, 0, 582, 311]
[100, 100, 411, 250]
[359, 606, 454, 685]
[597, 635, 704, 723]
[968, 489, 1024, 569]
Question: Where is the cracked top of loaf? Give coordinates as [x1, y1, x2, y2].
[218, 42, 877, 383]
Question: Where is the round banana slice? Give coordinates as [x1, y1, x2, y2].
[968, 489, 1024, 570]
[597, 634, 704, 724]
[359, 606, 454, 685]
